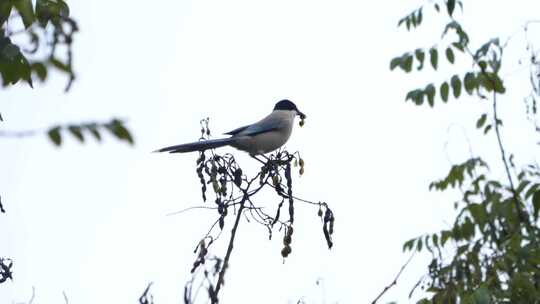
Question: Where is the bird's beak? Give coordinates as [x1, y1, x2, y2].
[297, 110, 306, 119]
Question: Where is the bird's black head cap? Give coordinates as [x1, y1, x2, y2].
[274, 99, 297, 111]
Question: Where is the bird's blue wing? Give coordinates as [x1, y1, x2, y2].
[224, 125, 250, 135]
[225, 120, 280, 137]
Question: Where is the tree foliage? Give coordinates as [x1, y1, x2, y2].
[1, 0, 134, 288]
[0, 0, 134, 146]
[390, 0, 540, 303]
[1, 0, 76, 91]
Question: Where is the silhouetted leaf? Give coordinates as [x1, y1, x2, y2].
[50, 58, 70, 72]
[445, 47, 455, 64]
[13, 0, 35, 28]
[403, 54, 413, 73]
[464, 72, 476, 95]
[440, 82, 449, 102]
[106, 119, 134, 145]
[476, 114, 487, 129]
[390, 57, 401, 70]
[430, 48, 438, 70]
[446, 0, 455, 16]
[492, 74, 505, 93]
[31, 62, 48, 81]
[451, 75, 461, 98]
[406, 89, 424, 105]
[0, 2, 12, 25]
[86, 125, 102, 141]
[47, 126, 62, 146]
[425, 83, 435, 107]
[68, 125, 84, 142]
[533, 190, 540, 220]
[415, 49, 425, 70]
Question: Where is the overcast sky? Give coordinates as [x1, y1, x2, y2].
[2, 0, 540, 303]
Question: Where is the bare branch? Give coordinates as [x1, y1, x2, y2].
[371, 252, 415, 304]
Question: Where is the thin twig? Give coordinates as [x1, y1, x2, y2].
[371, 252, 415, 304]
[213, 193, 248, 302]
[0, 129, 39, 138]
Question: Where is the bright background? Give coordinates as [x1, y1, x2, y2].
[1, 0, 540, 303]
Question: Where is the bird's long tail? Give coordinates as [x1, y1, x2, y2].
[153, 138, 235, 153]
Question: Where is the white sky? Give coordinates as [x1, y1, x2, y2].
[1, 0, 540, 303]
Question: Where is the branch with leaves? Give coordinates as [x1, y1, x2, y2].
[1, 0, 77, 92]
[388, 0, 540, 302]
[0, 118, 134, 146]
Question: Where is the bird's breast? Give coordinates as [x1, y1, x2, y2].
[232, 127, 292, 154]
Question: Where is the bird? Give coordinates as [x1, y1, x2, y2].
[154, 99, 306, 155]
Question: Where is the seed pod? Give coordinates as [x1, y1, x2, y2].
[283, 235, 292, 245]
[272, 175, 280, 186]
[281, 245, 292, 257]
[287, 226, 294, 236]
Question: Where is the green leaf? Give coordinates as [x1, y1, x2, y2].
[18, 54, 33, 88]
[31, 62, 48, 81]
[13, 0, 35, 28]
[525, 183, 540, 199]
[468, 203, 487, 228]
[36, 0, 70, 26]
[484, 124, 492, 135]
[405, 89, 424, 105]
[47, 126, 62, 146]
[476, 114, 487, 129]
[0, 2, 12, 25]
[447, 0, 456, 16]
[107, 119, 134, 145]
[390, 57, 401, 70]
[403, 238, 415, 252]
[1, 41, 21, 60]
[492, 74, 505, 93]
[402, 54, 413, 73]
[68, 125, 84, 142]
[464, 72, 476, 95]
[452, 41, 465, 52]
[472, 286, 491, 304]
[533, 190, 540, 220]
[445, 47, 455, 64]
[441, 230, 451, 246]
[478, 60, 488, 71]
[50, 58, 70, 73]
[86, 125, 102, 142]
[429, 48, 438, 70]
[440, 82, 449, 102]
[415, 49, 425, 70]
[425, 83, 436, 107]
[451, 75, 461, 98]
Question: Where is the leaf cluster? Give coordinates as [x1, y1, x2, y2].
[46, 119, 134, 146]
[389, 1, 540, 303]
[0, 0, 77, 91]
